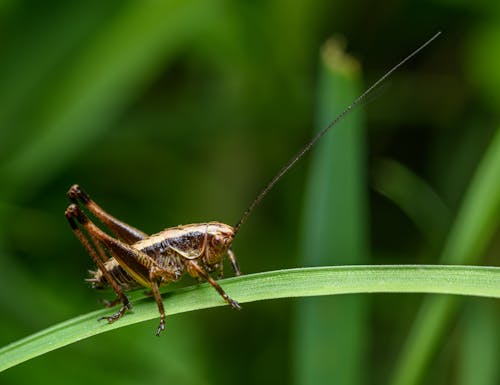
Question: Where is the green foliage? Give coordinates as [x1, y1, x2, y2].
[2, 265, 500, 373]
[1, 1, 500, 385]
[390, 125, 500, 385]
[293, 39, 368, 385]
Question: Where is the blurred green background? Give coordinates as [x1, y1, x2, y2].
[1, 1, 500, 384]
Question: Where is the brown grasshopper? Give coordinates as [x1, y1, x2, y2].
[65, 32, 440, 336]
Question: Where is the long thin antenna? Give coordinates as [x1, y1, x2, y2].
[233, 31, 441, 235]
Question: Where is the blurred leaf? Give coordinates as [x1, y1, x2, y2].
[293, 39, 368, 385]
[373, 158, 451, 246]
[458, 300, 500, 385]
[466, 23, 500, 109]
[1, 265, 500, 373]
[0, 1, 121, 152]
[390, 125, 500, 385]
[0, 0, 222, 201]
[0, 0, 17, 25]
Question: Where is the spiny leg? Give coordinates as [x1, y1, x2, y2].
[148, 264, 195, 335]
[81, 223, 126, 306]
[67, 184, 147, 244]
[65, 204, 132, 321]
[70, 204, 171, 331]
[187, 260, 241, 310]
[227, 248, 242, 276]
[148, 278, 166, 336]
[72, 205, 157, 287]
[81, 220, 133, 310]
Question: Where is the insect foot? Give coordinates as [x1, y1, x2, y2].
[229, 298, 242, 310]
[156, 317, 166, 337]
[98, 302, 131, 324]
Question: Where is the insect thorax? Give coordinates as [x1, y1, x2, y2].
[136, 222, 235, 274]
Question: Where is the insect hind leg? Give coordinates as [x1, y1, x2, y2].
[65, 204, 132, 322]
[67, 184, 147, 244]
[68, 203, 171, 333]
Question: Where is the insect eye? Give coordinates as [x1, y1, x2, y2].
[212, 235, 226, 249]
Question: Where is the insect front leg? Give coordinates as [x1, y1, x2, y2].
[227, 248, 241, 276]
[186, 260, 241, 310]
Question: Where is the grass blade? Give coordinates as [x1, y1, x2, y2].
[293, 39, 368, 385]
[373, 158, 451, 246]
[390, 126, 500, 385]
[1, 265, 500, 373]
[458, 300, 500, 385]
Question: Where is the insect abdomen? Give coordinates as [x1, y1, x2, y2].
[88, 259, 141, 291]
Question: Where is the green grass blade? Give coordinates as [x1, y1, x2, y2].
[1, 265, 500, 373]
[293, 39, 368, 385]
[458, 300, 500, 385]
[390, 126, 500, 385]
[373, 158, 451, 246]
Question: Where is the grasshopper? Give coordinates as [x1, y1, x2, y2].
[65, 32, 440, 336]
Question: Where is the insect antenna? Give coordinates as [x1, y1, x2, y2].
[233, 31, 441, 236]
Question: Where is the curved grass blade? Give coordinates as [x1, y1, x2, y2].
[390, 126, 500, 385]
[293, 39, 368, 385]
[373, 158, 451, 246]
[1, 265, 500, 373]
[458, 300, 500, 385]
